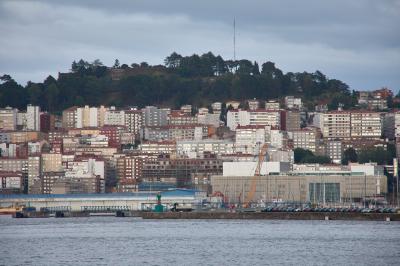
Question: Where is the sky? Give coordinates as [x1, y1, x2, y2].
[0, 0, 399, 91]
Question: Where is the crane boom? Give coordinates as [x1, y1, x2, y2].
[243, 143, 269, 208]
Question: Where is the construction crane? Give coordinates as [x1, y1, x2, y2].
[243, 143, 269, 208]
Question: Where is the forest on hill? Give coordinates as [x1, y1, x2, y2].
[0, 52, 357, 112]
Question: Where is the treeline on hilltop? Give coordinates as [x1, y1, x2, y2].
[1, 52, 358, 113]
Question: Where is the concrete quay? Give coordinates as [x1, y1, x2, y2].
[140, 211, 400, 221]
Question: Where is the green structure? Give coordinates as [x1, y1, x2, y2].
[154, 193, 164, 212]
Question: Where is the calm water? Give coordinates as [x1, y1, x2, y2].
[0, 216, 399, 266]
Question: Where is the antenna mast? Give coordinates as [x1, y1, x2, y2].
[233, 18, 236, 62]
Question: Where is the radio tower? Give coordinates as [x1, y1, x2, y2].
[233, 17, 236, 62]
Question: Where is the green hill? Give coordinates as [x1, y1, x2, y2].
[0, 52, 356, 112]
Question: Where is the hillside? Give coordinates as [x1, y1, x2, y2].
[0, 52, 356, 112]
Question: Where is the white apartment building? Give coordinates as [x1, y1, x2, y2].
[26, 105, 40, 131]
[197, 113, 220, 127]
[267, 148, 294, 164]
[269, 129, 287, 149]
[350, 111, 382, 139]
[227, 109, 281, 130]
[247, 99, 260, 110]
[75, 105, 108, 128]
[285, 96, 302, 109]
[105, 107, 125, 126]
[140, 140, 177, 154]
[180, 105, 192, 114]
[265, 100, 280, 110]
[235, 125, 266, 154]
[177, 139, 234, 158]
[394, 111, 400, 138]
[65, 158, 105, 193]
[211, 102, 222, 114]
[321, 111, 382, 139]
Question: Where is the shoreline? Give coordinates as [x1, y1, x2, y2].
[139, 211, 400, 221]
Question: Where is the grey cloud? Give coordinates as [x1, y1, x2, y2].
[0, 0, 399, 91]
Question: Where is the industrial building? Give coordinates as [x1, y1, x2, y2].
[211, 163, 387, 205]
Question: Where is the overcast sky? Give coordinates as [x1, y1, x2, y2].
[0, 0, 399, 91]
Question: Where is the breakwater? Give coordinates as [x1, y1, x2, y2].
[140, 211, 400, 221]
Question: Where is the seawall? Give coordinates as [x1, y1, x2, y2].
[140, 212, 400, 221]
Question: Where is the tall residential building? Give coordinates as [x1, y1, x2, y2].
[283, 110, 301, 131]
[28, 156, 41, 194]
[290, 127, 320, 153]
[124, 109, 143, 135]
[326, 140, 343, 164]
[321, 111, 351, 140]
[62, 106, 78, 129]
[382, 112, 395, 140]
[142, 106, 168, 127]
[0, 107, 17, 130]
[350, 111, 382, 139]
[26, 105, 40, 131]
[394, 111, 400, 138]
[322, 110, 382, 140]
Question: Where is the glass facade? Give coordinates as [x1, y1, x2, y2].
[309, 183, 340, 203]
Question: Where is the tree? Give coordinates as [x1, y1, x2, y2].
[294, 148, 331, 164]
[342, 147, 358, 165]
[294, 148, 314, 163]
[113, 59, 120, 68]
[358, 147, 395, 165]
[164, 52, 182, 68]
[252, 61, 260, 75]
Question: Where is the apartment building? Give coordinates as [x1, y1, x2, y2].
[27, 156, 41, 194]
[139, 140, 177, 154]
[180, 105, 192, 114]
[227, 109, 281, 130]
[62, 106, 78, 129]
[284, 96, 302, 109]
[235, 125, 266, 154]
[116, 155, 143, 180]
[322, 111, 382, 140]
[168, 111, 197, 125]
[41, 153, 63, 172]
[0, 171, 23, 194]
[0, 107, 17, 130]
[350, 111, 382, 139]
[282, 110, 301, 131]
[247, 99, 260, 110]
[265, 100, 280, 110]
[124, 109, 143, 135]
[321, 111, 351, 139]
[142, 106, 168, 127]
[290, 127, 321, 153]
[105, 107, 125, 126]
[177, 139, 235, 157]
[26, 105, 40, 131]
